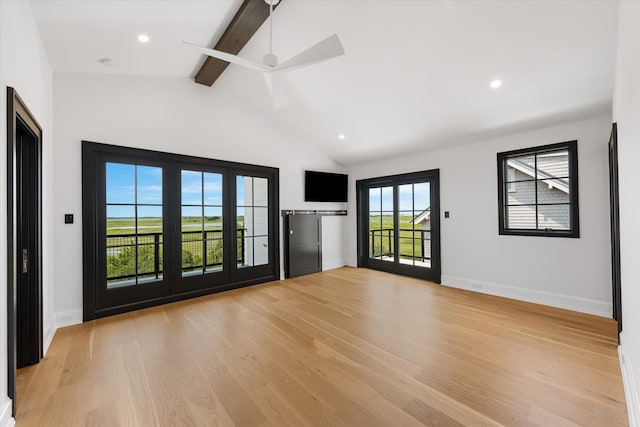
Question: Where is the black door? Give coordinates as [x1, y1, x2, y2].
[16, 120, 42, 368]
[357, 170, 441, 283]
[83, 142, 280, 319]
[96, 156, 172, 311]
[174, 165, 230, 293]
[609, 123, 622, 336]
[231, 171, 279, 285]
[7, 88, 44, 415]
[284, 214, 322, 278]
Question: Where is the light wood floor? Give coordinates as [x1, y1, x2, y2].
[16, 267, 628, 426]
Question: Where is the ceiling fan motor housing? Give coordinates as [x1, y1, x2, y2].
[263, 53, 278, 67]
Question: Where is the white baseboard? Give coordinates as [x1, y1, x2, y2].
[0, 398, 15, 427]
[43, 319, 57, 356]
[441, 275, 611, 317]
[55, 308, 83, 328]
[620, 333, 640, 427]
[323, 259, 348, 271]
[345, 258, 357, 267]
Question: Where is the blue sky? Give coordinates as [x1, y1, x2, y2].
[107, 163, 226, 218]
[369, 183, 430, 214]
[107, 163, 162, 218]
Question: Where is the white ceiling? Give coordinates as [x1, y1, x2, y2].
[30, 0, 618, 166]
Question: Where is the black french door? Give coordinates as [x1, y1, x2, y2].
[83, 142, 279, 320]
[95, 155, 171, 309]
[357, 169, 441, 283]
[231, 170, 279, 284]
[173, 164, 230, 294]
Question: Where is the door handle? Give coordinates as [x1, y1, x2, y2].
[22, 249, 28, 273]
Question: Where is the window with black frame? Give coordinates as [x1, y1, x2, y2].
[82, 141, 279, 320]
[106, 162, 164, 287]
[497, 141, 579, 237]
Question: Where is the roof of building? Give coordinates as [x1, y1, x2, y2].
[412, 208, 431, 225]
[507, 155, 569, 193]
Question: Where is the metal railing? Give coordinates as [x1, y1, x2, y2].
[106, 229, 246, 283]
[369, 228, 431, 262]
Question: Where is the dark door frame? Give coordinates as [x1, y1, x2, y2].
[7, 87, 43, 416]
[356, 169, 441, 283]
[608, 123, 622, 339]
[82, 141, 280, 320]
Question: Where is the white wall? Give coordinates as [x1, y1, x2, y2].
[0, 0, 54, 424]
[52, 72, 348, 322]
[347, 115, 612, 316]
[613, 1, 640, 424]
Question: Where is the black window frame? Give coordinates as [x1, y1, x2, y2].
[356, 169, 441, 283]
[82, 141, 280, 320]
[497, 140, 580, 238]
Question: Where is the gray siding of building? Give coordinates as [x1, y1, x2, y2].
[506, 168, 570, 230]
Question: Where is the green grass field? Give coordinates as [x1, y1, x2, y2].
[107, 216, 227, 235]
[106, 216, 241, 282]
[369, 214, 429, 260]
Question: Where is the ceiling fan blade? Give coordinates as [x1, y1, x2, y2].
[263, 73, 289, 109]
[274, 34, 345, 73]
[182, 41, 272, 73]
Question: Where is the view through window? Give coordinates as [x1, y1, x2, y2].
[498, 141, 579, 237]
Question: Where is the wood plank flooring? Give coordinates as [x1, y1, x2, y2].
[16, 267, 628, 426]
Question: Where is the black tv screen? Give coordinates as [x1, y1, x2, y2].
[305, 171, 348, 202]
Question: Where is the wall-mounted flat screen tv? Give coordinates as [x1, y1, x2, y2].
[305, 170, 348, 202]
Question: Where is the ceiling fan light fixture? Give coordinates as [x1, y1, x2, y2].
[263, 53, 278, 67]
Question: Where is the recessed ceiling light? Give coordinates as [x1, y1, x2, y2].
[490, 79, 502, 89]
[338, 134, 346, 140]
[138, 34, 150, 43]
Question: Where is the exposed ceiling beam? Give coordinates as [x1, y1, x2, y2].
[195, 0, 280, 87]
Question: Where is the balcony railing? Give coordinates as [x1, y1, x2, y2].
[369, 228, 431, 262]
[106, 229, 245, 283]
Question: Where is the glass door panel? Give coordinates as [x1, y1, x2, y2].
[398, 182, 431, 268]
[368, 186, 395, 262]
[105, 162, 164, 288]
[97, 158, 170, 313]
[232, 173, 277, 284]
[173, 167, 228, 294]
[180, 170, 225, 276]
[236, 176, 269, 268]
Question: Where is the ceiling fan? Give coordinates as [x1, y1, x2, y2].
[183, 0, 345, 108]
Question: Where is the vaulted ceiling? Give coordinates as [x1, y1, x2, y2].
[30, 0, 618, 165]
